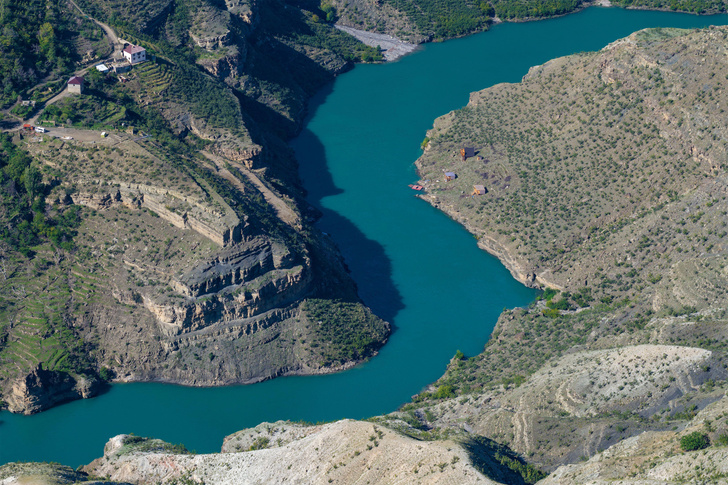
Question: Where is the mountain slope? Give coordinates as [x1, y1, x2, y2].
[0, 0, 390, 414]
[405, 25, 728, 472]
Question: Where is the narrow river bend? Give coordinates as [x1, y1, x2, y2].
[1, 6, 726, 466]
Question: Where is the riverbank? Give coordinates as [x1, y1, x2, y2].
[335, 25, 419, 61]
[408, 23, 728, 471]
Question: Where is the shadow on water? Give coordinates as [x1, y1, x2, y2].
[293, 85, 405, 324]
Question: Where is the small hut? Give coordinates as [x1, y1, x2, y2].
[472, 185, 487, 195]
[67, 76, 84, 94]
[444, 172, 457, 181]
[113, 62, 131, 74]
[460, 147, 475, 161]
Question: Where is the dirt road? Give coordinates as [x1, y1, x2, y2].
[68, 0, 123, 56]
[202, 151, 301, 228]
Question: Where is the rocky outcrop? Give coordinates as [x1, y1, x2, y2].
[225, 0, 256, 23]
[137, 236, 311, 336]
[71, 180, 247, 247]
[197, 48, 245, 83]
[147, 264, 311, 336]
[209, 140, 263, 169]
[6, 365, 100, 415]
[83, 421, 497, 484]
[174, 237, 286, 297]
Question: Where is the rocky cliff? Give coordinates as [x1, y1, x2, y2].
[0, 0, 391, 414]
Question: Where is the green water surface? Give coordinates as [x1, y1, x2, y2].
[1, 6, 726, 466]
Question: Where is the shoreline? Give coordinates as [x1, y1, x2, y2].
[334, 25, 419, 61]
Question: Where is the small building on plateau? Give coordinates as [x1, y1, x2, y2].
[123, 44, 147, 65]
[472, 185, 487, 195]
[113, 62, 131, 74]
[460, 147, 475, 161]
[444, 171, 457, 181]
[67, 76, 84, 94]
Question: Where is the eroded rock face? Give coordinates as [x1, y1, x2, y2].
[174, 237, 284, 297]
[83, 421, 496, 485]
[6, 365, 100, 415]
[148, 265, 311, 336]
[131, 237, 311, 338]
[198, 49, 245, 85]
[71, 181, 246, 247]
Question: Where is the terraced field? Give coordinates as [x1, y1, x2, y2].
[135, 61, 173, 97]
[0, 247, 97, 387]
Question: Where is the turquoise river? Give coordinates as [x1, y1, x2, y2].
[1, 6, 727, 466]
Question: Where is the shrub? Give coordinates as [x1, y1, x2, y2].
[546, 298, 573, 311]
[99, 366, 115, 381]
[680, 431, 710, 451]
[542, 308, 560, 318]
[433, 384, 455, 399]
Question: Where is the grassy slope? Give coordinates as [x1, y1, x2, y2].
[402, 26, 728, 471]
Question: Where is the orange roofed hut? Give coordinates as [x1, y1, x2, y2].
[460, 147, 475, 161]
[472, 185, 487, 195]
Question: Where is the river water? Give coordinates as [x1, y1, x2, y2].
[1, 6, 726, 467]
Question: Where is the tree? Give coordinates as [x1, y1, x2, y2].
[23, 165, 42, 200]
[680, 431, 710, 451]
[37, 22, 57, 63]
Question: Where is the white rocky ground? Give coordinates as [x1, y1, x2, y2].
[335, 25, 418, 61]
[85, 420, 498, 484]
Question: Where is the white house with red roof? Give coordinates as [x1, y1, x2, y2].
[67, 75, 84, 94]
[123, 44, 147, 65]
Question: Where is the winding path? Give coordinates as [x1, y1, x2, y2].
[67, 0, 123, 56]
[2, 0, 123, 131]
[202, 151, 301, 228]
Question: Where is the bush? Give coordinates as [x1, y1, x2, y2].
[546, 298, 573, 311]
[542, 308, 560, 318]
[99, 366, 115, 381]
[680, 431, 710, 451]
[433, 384, 455, 399]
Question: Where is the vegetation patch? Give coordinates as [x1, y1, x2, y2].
[119, 435, 192, 455]
[303, 299, 390, 366]
[463, 435, 548, 484]
[680, 431, 710, 451]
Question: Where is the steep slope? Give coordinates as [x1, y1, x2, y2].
[0, 0, 390, 415]
[402, 25, 728, 472]
[541, 395, 728, 484]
